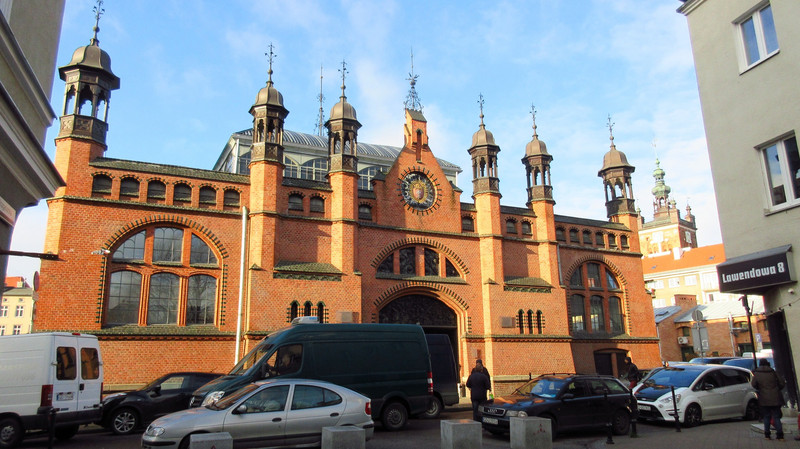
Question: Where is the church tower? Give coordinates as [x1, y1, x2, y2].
[325, 61, 361, 272]
[248, 45, 289, 269]
[53, 3, 119, 196]
[597, 118, 640, 252]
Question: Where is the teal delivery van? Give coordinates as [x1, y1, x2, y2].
[191, 319, 433, 430]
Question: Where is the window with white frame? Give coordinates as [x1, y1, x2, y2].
[668, 278, 680, 288]
[701, 272, 719, 290]
[737, 3, 779, 69]
[653, 280, 665, 290]
[0, 325, 4, 335]
[12, 325, 21, 335]
[760, 135, 800, 208]
[14, 305, 23, 317]
[0, 305, 6, 317]
[685, 275, 697, 286]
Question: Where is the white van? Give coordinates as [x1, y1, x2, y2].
[0, 332, 103, 448]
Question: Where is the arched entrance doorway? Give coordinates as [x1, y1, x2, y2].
[378, 294, 459, 363]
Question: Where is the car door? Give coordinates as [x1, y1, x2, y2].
[283, 385, 347, 446]
[692, 370, 726, 420]
[223, 385, 290, 449]
[149, 374, 193, 418]
[717, 368, 750, 418]
[52, 337, 80, 415]
[556, 379, 595, 430]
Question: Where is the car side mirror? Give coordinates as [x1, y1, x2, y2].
[703, 383, 715, 391]
[561, 393, 574, 400]
[233, 404, 248, 415]
[150, 385, 161, 396]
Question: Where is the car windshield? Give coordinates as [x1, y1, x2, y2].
[642, 368, 701, 388]
[141, 374, 171, 391]
[208, 383, 260, 410]
[229, 344, 273, 376]
[513, 377, 567, 398]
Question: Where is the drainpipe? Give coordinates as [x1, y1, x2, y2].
[235, 206, 248, 362]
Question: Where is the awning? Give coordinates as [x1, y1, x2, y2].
[717, 245, 794, 294]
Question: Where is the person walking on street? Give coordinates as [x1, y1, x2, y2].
[466, 366, 491, 422]
[752, 358, 786, 440]
[623, 356, 639, 389]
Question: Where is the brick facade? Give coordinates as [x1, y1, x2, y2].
[34, 38, 660, 390]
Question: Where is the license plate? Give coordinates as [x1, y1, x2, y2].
[482, 417, 498, 425]
[637, 404, 650, 411]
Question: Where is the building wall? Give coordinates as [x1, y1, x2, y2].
[0, 287, 35, 335]
[680, 0, 800, 393]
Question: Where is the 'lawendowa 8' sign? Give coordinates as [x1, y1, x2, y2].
[717, 245, 794, 293]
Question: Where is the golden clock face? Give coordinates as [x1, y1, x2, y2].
[400, 172, 435, 211]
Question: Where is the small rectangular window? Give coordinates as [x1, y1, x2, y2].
[738, 3, 779, 69]
[759, 135, 800, 208]
[81, 348, 100, 380]
[56, 347, 77, 380]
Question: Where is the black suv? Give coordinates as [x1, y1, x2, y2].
[479, 373, 634, 437]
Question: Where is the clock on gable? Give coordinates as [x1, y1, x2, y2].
[399, 171, 439, 213]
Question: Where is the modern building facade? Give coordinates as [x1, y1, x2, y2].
[679, 0, 800, 405]
[0, 0, 65, 278]
[35, 18, 661, 390]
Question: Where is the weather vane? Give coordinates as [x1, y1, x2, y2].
[607, 114, 615, 142]
[478, 94, 485, 125]
[404, 49, 422, 111]
[91, 0, 104, 45]
[265, 43, 276, 84]
[530, 104, 538, 137]
[338, 60, 348, 99]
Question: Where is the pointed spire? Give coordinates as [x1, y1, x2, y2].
[265, 43, 276, 86]
[316, 65, 325, 137]
[404, 49, 422, 111]
[90, 0, 104, 46]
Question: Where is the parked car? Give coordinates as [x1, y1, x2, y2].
[634, 364, 758, 427]
[688, 356, 737, 364]
[99, 372, 221, 435]
[478, 374, 634, 437]
[143, 379, 374, 449]
[423, 334, 459, 419]
[191, 319, 432, 431]
[722, 357, 774, 373]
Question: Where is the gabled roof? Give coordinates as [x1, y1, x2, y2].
[653, 305, 683, 324]
[642, 243, 725, 275]
[673, 299, 765, 323]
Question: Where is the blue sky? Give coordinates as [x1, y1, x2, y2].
[7, 0, 717, 279]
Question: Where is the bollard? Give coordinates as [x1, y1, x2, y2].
[441, 419, 482, 449]
[604, 390, 614, 444]
[510, 416, 552, 449]
[670, 385, 681, 432]
[47, 407, 56, 449]
[629, 390, 639, 438]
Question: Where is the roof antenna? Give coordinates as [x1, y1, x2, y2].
[316, 65, 325, 137]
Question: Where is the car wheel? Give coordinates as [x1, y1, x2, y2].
[381, 402, 408, 431]
[745, 399, 760, 421]
[683, 404, 702, 428]
[110, 408, 140, 435]
[611, 409, 631, 435]
[0, 417, 22, 449]
[422, 396, 442, 419]
[54, 424, 79, 441]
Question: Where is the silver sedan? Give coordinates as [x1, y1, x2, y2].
[142, 379, 374, 449]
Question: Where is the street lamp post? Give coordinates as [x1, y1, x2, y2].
[740, 295, 758, 366]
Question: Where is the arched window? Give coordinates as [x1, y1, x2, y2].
[199, 186, 216, 205]
[289, 301, 299, 321]
[187, 275, 216, 325]
[104, 226, 219, 327]
[283, 156, 300, 178]
[582, 230, 592, 244]
[317, 302, 325, 323]
[358, 204, 373, 221]
[173, 183, 191, 203]
[536, 310, 544, 334]
[288, 194, 303, 211]
[595, 232, 605, 246]
[424, 248, 439, 276]
[309, 196, 324, 213]
[517, 310, 524, 334]
[569, 229, 579, 243]
[556, 227, 566, 242]
[462, 217, 475, 233]
[120, 178, 139, 198]
[377, 246, 462, 280]
[107, 271, 141, 324]
[147, 273, 179, 325]
[521, 221, 532, 235]
[147, 180, 166, 200]
[506, 220, 517, 234]
[303, 301, 312, 317]
[300, 158, 328, 181]
[567, 262, 626, 335]
[609, 234, 617, 248]
[527, 309, 534, 334]
[92, 175, 112, 195]
[223, 189, 240, 207]
[620, 235, 629, 248]
[399, 248, 415, 275]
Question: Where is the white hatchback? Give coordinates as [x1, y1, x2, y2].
[633, 364, 758, 427]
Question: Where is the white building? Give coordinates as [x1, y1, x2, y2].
[679, 0, 800, 406]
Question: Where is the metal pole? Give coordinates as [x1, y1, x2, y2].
[741, 295, 758, 366]
[234, 206, 248, 363]
[604, 389, 614, 444]
[670, 385, 681, 432]
[629, 389, 639, 438]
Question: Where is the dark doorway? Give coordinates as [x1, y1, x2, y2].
[379, 294, 459, 369]
[767, 311, 798, 407]
[594, 352, 612, 375]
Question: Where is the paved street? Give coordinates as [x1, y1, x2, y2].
[16, 408, 799, 449]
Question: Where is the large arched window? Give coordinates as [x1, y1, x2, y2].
[358, 166, 381, 190]
[567, 262, 625, 335]
[105, 226, 220, 327]
[300, 158, 328, 181]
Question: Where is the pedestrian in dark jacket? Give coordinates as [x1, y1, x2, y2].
[466, 367, 491, 421]
[623, 356, 639, 389]
[752, 358, 786, 440]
